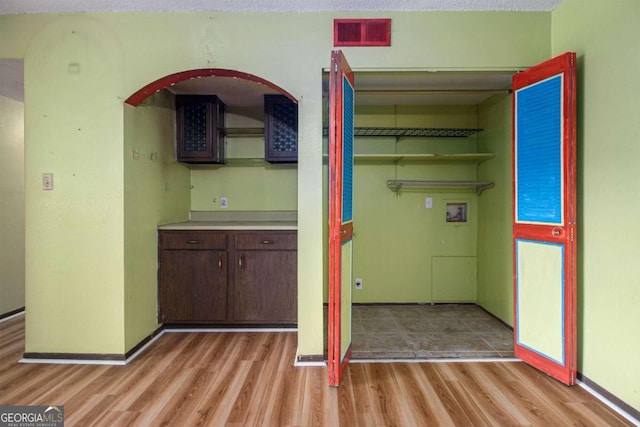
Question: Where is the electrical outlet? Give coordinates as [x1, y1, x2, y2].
[355, 278, 363, 290]
[425, 197, 433, 208]
[220, 197, 228, 209]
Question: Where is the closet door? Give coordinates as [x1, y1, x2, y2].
[328, 50, 355, 387]
[512, 52, 577, 385]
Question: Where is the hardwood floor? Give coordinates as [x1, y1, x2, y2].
[0, 314, 635, 426]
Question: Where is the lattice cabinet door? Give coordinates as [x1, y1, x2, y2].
[176, 95, 226, 163]
[264, 95, 298, 163]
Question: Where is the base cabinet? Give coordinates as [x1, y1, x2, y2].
[159, 250, 228, 322]
[158, 230, 297, 325]
[234, 232, 297, 322]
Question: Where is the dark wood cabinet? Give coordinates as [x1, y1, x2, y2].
[264, 95, 298, 163]
[158, 229, 297, 325]
[234, 232, 297, 322]
[176, 95, 225, 164]
[158, 231, 228, 322]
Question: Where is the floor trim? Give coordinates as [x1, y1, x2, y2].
[0, 307, 25, 323]
[19, 326, 298, 366]
[164, 327, 297, 333]
[351, 357, 520, 364]
[124, 325, 164, 359]
[578, 375, 640, 425]
[477, 304, 514, 331]
[19, 357, 128, 366]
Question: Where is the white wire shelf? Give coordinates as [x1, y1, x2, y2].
[321, 153, 494, 164]
[355, 153, 494, 163]
[323, 127, 484, 138]
[355, 127, 483, 138]
[386, 180, 495, 195]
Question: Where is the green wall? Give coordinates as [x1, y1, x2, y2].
[23, 16, 127, 354]
[477, 93, 513, 324]
[552, 0, 640, 411]
[123, 92, 190, 350]
[190, 106, 297, 212]
[350, 105, 481, 303]
[0, 95, 25, 316]
[0, 11, 551, 358]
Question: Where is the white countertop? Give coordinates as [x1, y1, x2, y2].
[158, 220, 297, 231]
[159, 211, 297, 231]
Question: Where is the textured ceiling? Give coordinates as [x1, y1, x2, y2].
[0, 0, 564, 15]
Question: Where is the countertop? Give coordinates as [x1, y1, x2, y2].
[158, 210, 297, 231]
[158, 220, 297, 231]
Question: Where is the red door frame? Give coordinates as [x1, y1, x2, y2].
[512, 52, 577, 385]
[328, 50, 354, 387]
[125, 68, 296, 106]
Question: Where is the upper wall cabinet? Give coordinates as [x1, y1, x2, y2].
[264, 95, 298, 163]
[176, 95, 226, 164]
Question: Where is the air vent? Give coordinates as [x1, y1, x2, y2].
[334, 19, 391, 47]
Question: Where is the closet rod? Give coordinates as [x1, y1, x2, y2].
[386, 180, 495, 195]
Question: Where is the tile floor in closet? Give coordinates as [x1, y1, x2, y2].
[349, 304, 514, 360]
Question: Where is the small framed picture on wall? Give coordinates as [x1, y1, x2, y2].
[446, 202, 467, 223]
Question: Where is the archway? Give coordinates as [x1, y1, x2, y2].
[125, 68, 297, 106]
[123, 67, 300, 334]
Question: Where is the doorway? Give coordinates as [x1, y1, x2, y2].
[323, 69, 519, 360]
[0, 59, 25, 319]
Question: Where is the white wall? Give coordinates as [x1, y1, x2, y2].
[0, 94, 25, 316]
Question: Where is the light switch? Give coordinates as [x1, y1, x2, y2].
[425, 197, 433, 209]
[42, 173, 53, 191]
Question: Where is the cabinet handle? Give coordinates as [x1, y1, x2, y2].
[261, 240, 276, 245]
[218, 254, 223, 270]
[186, 240, 201, 244]
[239, 254, 244, 270]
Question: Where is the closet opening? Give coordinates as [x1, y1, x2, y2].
[323, 69, 518, 360]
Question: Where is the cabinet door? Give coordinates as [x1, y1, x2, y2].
[176, 95, 225, 164]
[159, 249, 228, 322]
[264, 95, 298, 163]
[234, 250, 297, 323]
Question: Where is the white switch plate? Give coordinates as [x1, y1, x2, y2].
[425, 197, 433, 208]
[220, 197, 228, 209]
[42, 173, 53, 191]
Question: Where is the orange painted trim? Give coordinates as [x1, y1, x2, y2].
[125, 68, 297, 106]
[512, 52, 577, 386]
[328, 52, 342, 387]
[328, 50, 354, 387]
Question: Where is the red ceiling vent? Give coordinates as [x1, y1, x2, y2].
[334, 19, 391, 47]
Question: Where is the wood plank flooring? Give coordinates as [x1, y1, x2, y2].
[0, 314, 634, 426]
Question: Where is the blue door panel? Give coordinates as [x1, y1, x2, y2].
[516, 75, 563, 224]
[341, 75, 354, 223]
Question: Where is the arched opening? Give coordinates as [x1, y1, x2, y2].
[125, 68, 297, 106]
[123, 68, 299, 333]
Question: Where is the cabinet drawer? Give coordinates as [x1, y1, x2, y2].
[235, 232, 297, 250]
[160, 231, 227, 250]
